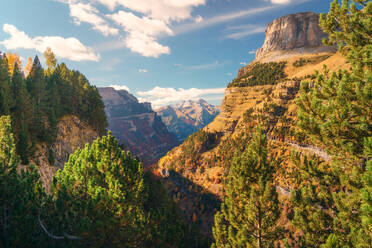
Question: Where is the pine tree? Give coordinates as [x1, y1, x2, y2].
[0, 116, 47, 246]
[0, 88, 8, 115]
[17, 118, 30, 164]
[51, 132, 147, 247]
[357, 137, 372, 246]
[212, 128, 283, 248]
[296, 0, 371, 246]
[289, 154, 337, 247]
[0, 55, 10, 115]
[27, 56, 49, 141]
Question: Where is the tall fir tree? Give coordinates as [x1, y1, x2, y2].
[212, 128, 283, 248]
[0, 55, 10, 115]
[0, 116, 47, 247]
[27, 56, 49, 141]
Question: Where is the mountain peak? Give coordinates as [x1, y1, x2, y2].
[156, 99, 220, 141]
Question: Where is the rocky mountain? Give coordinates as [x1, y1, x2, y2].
[155, 99, 220, 141]
[24, 115, 98, 191]
[255, 12, 336, 62]
[154, 12, 347, 240]
[98, 87, 179, 166]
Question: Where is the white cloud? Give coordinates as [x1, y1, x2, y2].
[240, 62, 247, 65]
[271, 0, 291, 4]
[226, 72, 233, 76]
[108, 10, 172, 57]
[137, 86, 225, 108]
[0, 24, 99, 61]
[96, 0, 206, 21]
[108, 11, 173, 37]
[139, 69, 148, 73]
[69, 2, 119, 36]
[124, 33, 170, 57]
[249, 50, 256, 54]
[110, 84, 130, 92]
[195, 15, 203, 23]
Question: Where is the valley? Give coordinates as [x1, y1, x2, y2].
[0, 1, 371, 247]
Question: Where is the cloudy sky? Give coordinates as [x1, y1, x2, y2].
[1, 0, 333, 108]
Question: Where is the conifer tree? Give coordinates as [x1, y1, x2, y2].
[27, 56, 49, 141]
[358, 137, 372, 246]
[51, 132, 147, 247]
[289, 154, 337, 247]
[0, 88, 8, 115]
[0, 116, 46, 246]
[296, 0, 371, 246]
[212, 128, 283, 248]
[0, 55, 10, 115]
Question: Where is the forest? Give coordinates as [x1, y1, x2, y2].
[0, 0, 371, 247]
[0, 49, 107, 164]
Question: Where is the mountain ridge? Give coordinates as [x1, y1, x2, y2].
[99, 87, 179, 166]
[155, 99, 220, 141]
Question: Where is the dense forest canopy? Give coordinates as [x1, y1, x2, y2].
[0, 49, 107, 164]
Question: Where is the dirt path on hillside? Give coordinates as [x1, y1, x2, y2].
[267, 136, 331, 162]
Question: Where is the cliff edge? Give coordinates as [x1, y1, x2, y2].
[256, 12, 335, 62]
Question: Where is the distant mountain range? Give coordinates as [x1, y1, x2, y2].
[155, 99, 220, 141]
[98, 87, 179, 166]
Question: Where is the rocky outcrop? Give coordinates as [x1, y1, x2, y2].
[155, 99, 220, 141]
[52, 116, 98, 168]
[99, 87, 178, 166]
[256, 12, 335, 61]
[31, 115, 98, 190]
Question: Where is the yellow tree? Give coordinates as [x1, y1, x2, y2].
[5, 53, 22, 76]
[23, 57, 33, 78]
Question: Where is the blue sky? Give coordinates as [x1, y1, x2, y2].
[0, 0, 334, 108]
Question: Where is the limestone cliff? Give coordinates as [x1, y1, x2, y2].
[256, 12, 335, 62]
[30, 115, 98, 190]
[98, 87, 179, 167]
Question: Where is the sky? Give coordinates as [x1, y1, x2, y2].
[0, 0, 334, 108]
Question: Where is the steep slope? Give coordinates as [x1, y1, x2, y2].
[21, 115, 98, 191]
[155, 99, 220, 141]
[154, 12, 348, 240]
[99, 87, 179, 166]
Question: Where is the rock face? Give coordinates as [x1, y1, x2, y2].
[31, 115, 98, 190]
[98, 87, 178, 166]
[256, 12, 335, 61]
[155, 99, 220, 141]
